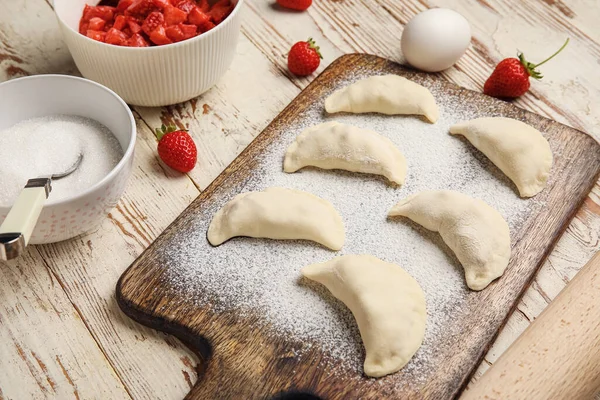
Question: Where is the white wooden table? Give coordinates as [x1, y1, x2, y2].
[1, 0, 599, 398]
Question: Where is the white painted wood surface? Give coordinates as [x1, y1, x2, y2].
[1, 0, 599, 398]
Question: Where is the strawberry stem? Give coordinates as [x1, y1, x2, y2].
[307, 37, 323, 59]
[532, 38, 569, 68]
[155, 124, 179, 141]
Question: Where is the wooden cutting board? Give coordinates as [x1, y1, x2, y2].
[117, 54, 600, 399]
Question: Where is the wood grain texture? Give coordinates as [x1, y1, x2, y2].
[117, 54, 600, 399]
[0, 0, 77, 81]
[0, 248, 128, 399]
[463, 252, 600, 400]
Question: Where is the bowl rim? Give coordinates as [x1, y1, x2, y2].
[0, 74, 137, 209]
[54, 0, 244, 51]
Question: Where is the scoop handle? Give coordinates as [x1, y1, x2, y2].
[0, 178, 51, 261]
[462, 251, 600, 400]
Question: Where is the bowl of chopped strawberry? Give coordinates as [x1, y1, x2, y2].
[54, 0, 243, 106]
[79, 0, 234, 47]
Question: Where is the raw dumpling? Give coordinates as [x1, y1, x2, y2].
[283, 121, 407, 185]
[450, 117, 553, 197]
[324, 74, 439, 123]
[207, 187, 345, 250]
[302, 254, 426, 378]
[389, 190, 510, 290]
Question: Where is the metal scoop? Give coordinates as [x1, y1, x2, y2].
[0, 154, 83, 261]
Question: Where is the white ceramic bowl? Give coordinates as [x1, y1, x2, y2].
[54, 0, 243, 106]
[0, 75, 136, 244]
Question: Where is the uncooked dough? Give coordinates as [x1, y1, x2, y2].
[302, 254, 426, 378]
[325, 74, 439, 123]
[283, 121, 407, 185]
[388, 190, 511, 290]
[207, 187, 345, 250]
[450, 117, 553, 197]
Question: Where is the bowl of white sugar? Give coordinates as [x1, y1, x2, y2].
[0, 75, 136, 244]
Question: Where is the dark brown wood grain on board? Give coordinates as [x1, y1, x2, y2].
[116, 54, 600, 399]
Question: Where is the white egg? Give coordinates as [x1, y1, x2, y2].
[401, 8, 471, 72]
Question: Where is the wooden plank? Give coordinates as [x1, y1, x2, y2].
[0, 0, 77, 80]
[0, 249, 129, 399]
[117, 54, 600, 399]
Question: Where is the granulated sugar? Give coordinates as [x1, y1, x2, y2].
[0, 115, 123, 207]
[160, 73, 546, 387]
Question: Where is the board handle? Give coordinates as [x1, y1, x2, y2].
[462, 252, 600, 400]
[183, 336, 327, 399]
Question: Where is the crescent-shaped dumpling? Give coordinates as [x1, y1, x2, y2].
[302, 255, 426, 378]
[389, 190, 511, 291]
[207, 187, 345, 250]
[450, 117, 553, 197]
[283, 121, 407, 185]
[324, 74, 439, 123]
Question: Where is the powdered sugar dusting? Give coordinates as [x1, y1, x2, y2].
[160, 70, 547, 388]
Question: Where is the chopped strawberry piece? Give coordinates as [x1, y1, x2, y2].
[86, 30, 107, 42]
[197, 0, 210, 12]
[142, 11, 165, 35]
[149, 25, 172, 45]
[152, 0, 171, 9]
[188, 7, 210, 27]
[166, 23, 195, 41]
[129, 14, 145, 25]
[175, 0, 195, 13]
[117, 0, 134, 12]
[164, 5, 187, 25]
[113, 15, 127, 30]
[127, 17, 143, 33]
[200, 20, 215, 32]
[82, 5, 116, 22]
[179, 23, 197, 39]
[79, 21, 90, 34]
[208, 0, 233, 24]
[165, 25, 185, 42]
[126, 0, 157, 17]
[81, 4, 93, 21]
[105, 28, 129, 45]
[127, 33, 150, 47]
[87, 17, 106, 31]
[189, 6, 213, 31]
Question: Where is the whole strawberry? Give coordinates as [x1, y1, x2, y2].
[277, 0, 312, 11]
[155, 124, 197, 173]
[288, 38, 322, 76]
[484, 39, 569, 99]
